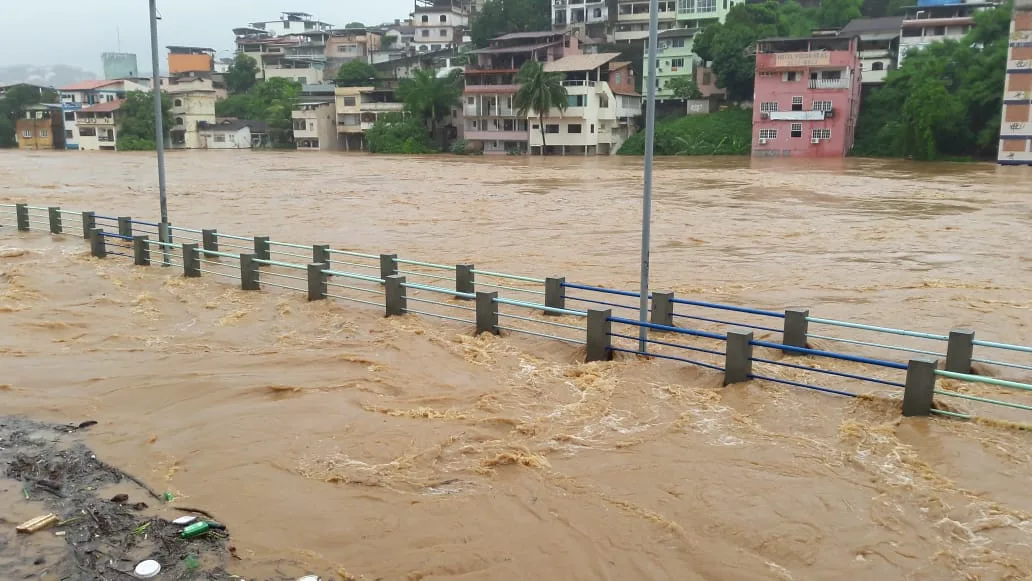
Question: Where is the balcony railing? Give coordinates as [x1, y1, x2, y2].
[808, 78, 850, 90]
[562, 80, 597, 87]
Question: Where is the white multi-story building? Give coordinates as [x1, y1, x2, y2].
[553, 0, 610, 38]
[244, 12, 333, 38]
[412, 0, 470, 53]
[59, 79, 148, 150]
[293, 102, 338, 150]
[527, 53, 640, 155]
[167, 78, 218, 149]
[898, 1, 997, 65]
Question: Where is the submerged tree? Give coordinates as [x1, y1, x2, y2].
[396, 68, 463, 151]
[514, 61, 568, 155]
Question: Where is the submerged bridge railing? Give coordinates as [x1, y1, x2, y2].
[4, 202, 1032, 425]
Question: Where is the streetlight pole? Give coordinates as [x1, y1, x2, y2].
[638, 0, 659, 352]
[148, 0, 170, 265]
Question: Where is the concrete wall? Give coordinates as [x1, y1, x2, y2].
[169, 54, 213, 74]
[198, 127, 253, 149]
[999, 6, 1032, 164]
[169, 91, 217, 149]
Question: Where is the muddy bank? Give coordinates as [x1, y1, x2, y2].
[0, 417, 235, 580]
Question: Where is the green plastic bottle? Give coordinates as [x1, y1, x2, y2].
[180, 521, 210, 539]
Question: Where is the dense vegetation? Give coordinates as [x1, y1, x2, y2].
[215, 77, 300, 147]
[116, 91, 173, 151]
[472, 0, 551, 48]
[368, 69, 463, 152]
[365, 113, 435, 154]
[513, 61, 568, 155]
[617, 108, 753, 156]
[224, 54, 259, 95]
[0, 85, 59, 147]
[336, 60, 378, 87]
[852, 4, 1009, 160]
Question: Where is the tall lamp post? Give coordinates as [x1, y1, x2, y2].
[148, 0, 170, 265]
[638, 0, 660, 352]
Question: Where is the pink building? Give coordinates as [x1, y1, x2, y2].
[752, 35, 862, 158]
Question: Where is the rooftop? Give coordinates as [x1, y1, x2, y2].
[167, 46, 216, 53]
[493, 31, 565, 41]
[469, 41, 560, 55]
[80, 100, 124, 113]
[198, 119, 268, 132]
[839, 16, 904, 35]
[544, 52, 620, 73]
[658, 28, 699, 39]
[60, 79, 122, 91]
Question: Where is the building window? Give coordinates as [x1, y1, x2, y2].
[703, 72, 712, 84]
[64, 112, 75, 122]
[293, 119, 307, 130]
[791, 96, 803, 111]
[214, 134, 226, 143]
[614, 72, 622, 85]
[671, 58, 685, 69]
[22, 130, 32, 138]
[933, 26, 946, 36]
[440, 29, 448, 37]
[65, 130, 73, 139]
[790, 123, 802, 138]
[467, 96, 475, 105]
[759, 129, 777, 140]
[784, 71, 798, 82]
[175, 117, 184, 126]
[760, 101, 778, 112]
[568, 124, 582, 133]
[759, 71, 777, 78]
[343, 97, 356, 106]
[590, 123, 595, 133]
[440, 14, 447, 22]
[545, 124, 560, 133]
[532, 124, 540, 129]
[812, 128, 831, 140]
[820, 70, 841, 80]
[568, 95, 586, 107]
[811, 100, 833, 111]
[79, 128, 96, 137]
[422, 15, 429, 22]
[174, 99, 183, 107]
[422, 30, 430, 37]
[872, 61, 884, 71]
[593, 8, 602, 17]
[673, 39, 685, 48]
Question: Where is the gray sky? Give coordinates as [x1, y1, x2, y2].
[4, 1, 416, 73]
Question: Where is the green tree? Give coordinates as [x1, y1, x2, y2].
[816, 0, 863, 28]
[215, 78, 300, 147]
[116, 91, 173, 151]
[396, 68, 463, 150]
[366, 113, 434, 154]
[336, 59, 378, 87]
[225, 54, 259, 95]
[382, 35, 397, 50]
[513, 60, 568, 156]
[345, 22, 366, 29]
[472, 0, 551, 48]
[694, 1, 787, 101]
[666, 77, 703, 100]
[0, 85, 59, 148]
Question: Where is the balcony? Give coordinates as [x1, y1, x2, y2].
[808, 78, 850, 90]
[1008, 59, 1032, 71]
[465, 129, 530, 141]
[361, 102, 404, 112]
[1001, 120, 1031, 137]
[78, 117, 97, 125]
[766, 110, 827, 121]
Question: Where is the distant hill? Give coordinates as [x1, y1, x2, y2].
[0, 65, 98, 89]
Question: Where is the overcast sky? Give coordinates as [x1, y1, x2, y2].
[4, 1, 417, 73]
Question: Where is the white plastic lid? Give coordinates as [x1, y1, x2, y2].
[135, 559, 161, 578]
[298, 576, 321, 581]
[172, 516, 197, 526]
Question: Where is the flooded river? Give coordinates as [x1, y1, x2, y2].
[2, 150, 1032, 580]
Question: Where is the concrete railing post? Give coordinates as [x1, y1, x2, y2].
[456, 263, 475, 297]
[650, 291, 674, 327]
[133, 235, 150, 266]
[307, 263, 328, 301]
[202, 229, 219, 253]
[239, 254, 260, 291]
[586, 309, 613, 362]
[253, 236, 270, 260]
[48, 207, 62, 234]
[15, 204, 29, 231]
[182, 243, 200, 277]
[945, 329, 974, 374]
[82, 211, 96, 239]
[783, 308, 810, 352]
[312, 244, 330, 269]
[475, 291, 499, 335]
[380, 253, 398, 282]
[89, 228, 106, 258]
[117, 216, 132, 238]
[384, 274, 407, 317]
[545, 276, 566, 315]
[724, 329, 754, 385]
[902, 357, 939, 417]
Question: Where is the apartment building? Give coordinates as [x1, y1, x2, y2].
[412, 0, 470, 52]
[196, 119, 269, 149]
[16, 104, 65, 150]
[335, 86, 404, 150]
[168, 46, 215, 74]
[642, 28, 698, 99]
[247, 12, 332, 37]
[752, 35, 862, 158]
[528, 54, 640, 155]
[168, 78, 218, 149]
[839, 17, 902, 84]
[293, 102, 338, 150]
[464, 30, 581, 154]
[553, 0, 610, 39]
[76, 100, 123, 151]
[616, 0, 739, 42]
[999, 0, 1032, 165]
[59, 79, 148, 150]
[899, 1, 997, 65]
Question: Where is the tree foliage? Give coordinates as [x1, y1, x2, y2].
[852, 4, 1009, 160]
[472, 0, 551, 48]
[345, 22, 366, 29]
[618, 108, 753, 155]
[513, 60, 568, 155]
[667, 77, 704, 100]
[215, 78, 300, 147]
[365, 113, 434, 154]
[336, 60, 378, 87]
[0, 85, 59, 148]
[225, 54, 259, 95]
[396, 68, 463, 150]
[116, 91, 172, 151]
[816, 0, 862, 29]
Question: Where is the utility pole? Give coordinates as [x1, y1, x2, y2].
[638, 0, 659, 353]
[148, 0, 170, 266]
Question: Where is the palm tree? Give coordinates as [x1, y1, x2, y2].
[396, 68, 463, 151]
[514, 61, 568, 156]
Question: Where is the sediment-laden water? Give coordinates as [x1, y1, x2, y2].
[2, 150, 1032, 580]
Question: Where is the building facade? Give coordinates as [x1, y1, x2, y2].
[76, 101, 122, 151]
[553, 0, 609, 39]
[898, 2, 996, 65]
[837, 17, 902, 84]
[752, 35, 862, 158]
[102, 53, 140, 79]
[196, 120, 269, 149]
[643, 28, 698, 100]
[293, 102, 339, 150]
[168, 78, 218, 149]
[616, 0, 739, 42]
[412, 0, 470, 53]
[168, 46, 215, 74]
[464, 31, 581, 154]
[334, 86, 405, 150]
[999, 0, 1032, 165]
[59, 79, 147, 150]
[528, 54, 640, 155]
[16, 105, 65, 150]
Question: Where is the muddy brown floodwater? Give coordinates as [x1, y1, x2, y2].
[3, 150, 1032, 580]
